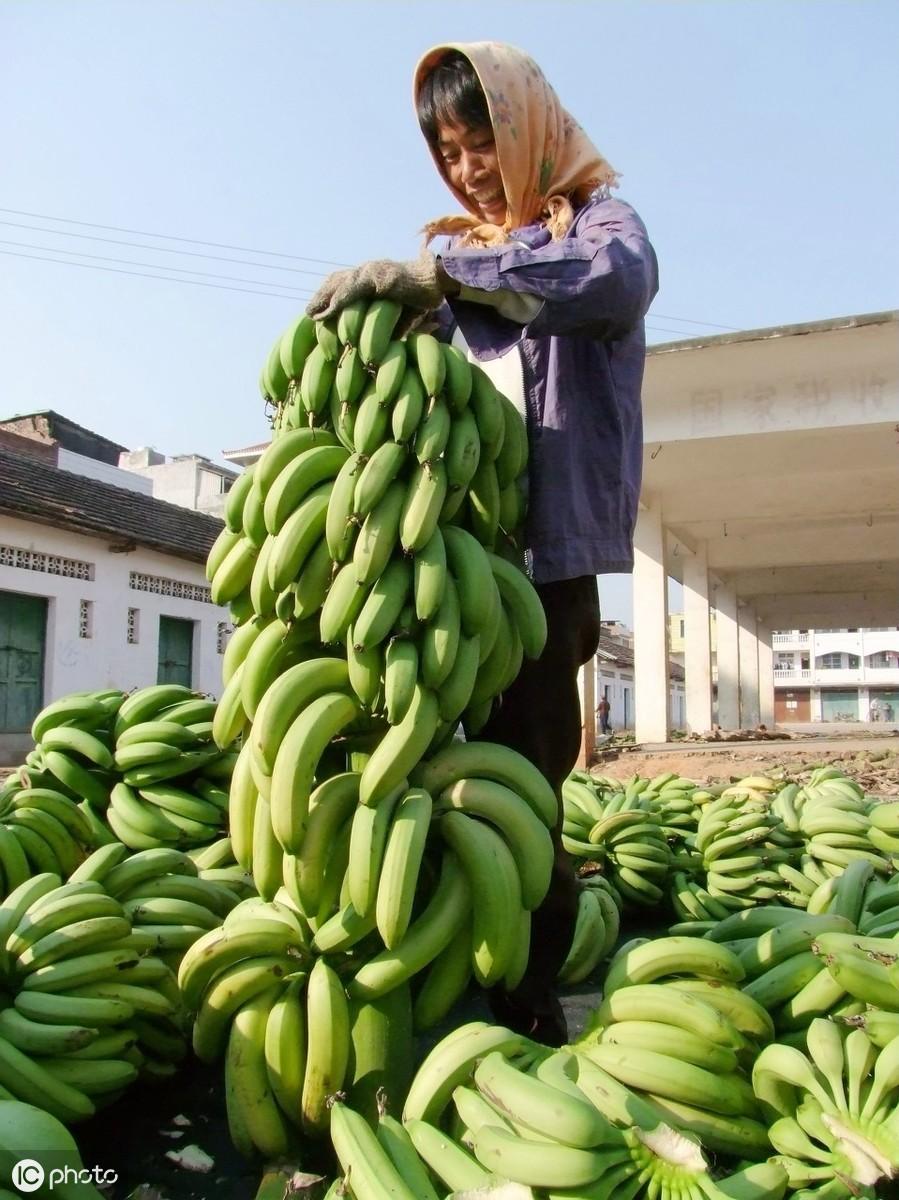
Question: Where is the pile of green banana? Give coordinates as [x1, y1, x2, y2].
[0, 844, 247, 1124]
[755, 1017, 899, 1198]
[4, 686, 236, 861]
[321, 1017, 792, 1200]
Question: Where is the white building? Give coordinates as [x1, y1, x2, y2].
[0, 434, 230, 765]
[772, 627, 899, 723]
[628, 311, 899, 742]
[0, 411, 239, 519]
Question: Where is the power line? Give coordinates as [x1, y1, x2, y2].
[0, 238, 315, 295]
[0, 248, 314, 302]
[649, 311, 739, 331]
[0, 219, 335, 278]
[0, 206, 352, 269]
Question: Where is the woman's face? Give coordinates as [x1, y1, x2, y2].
[435, 118, 507, 225]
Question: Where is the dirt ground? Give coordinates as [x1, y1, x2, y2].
[590, 732, 899, 796]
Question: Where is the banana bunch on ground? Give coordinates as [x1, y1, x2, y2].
[0, 845, 226, 1123]
[561, 775, 672, 907]
[811, 928, 899, 1014]
[10, 686, 234, 859]
[557, 872, 621, 985]
[573, 937, 769, 1158]
[0, 1099, 108, 1200]
[692, 780, 798, 910]
[754, 1018, 899, 1197]
[0, 777, 94, 893]
[792, 771, 888, 884]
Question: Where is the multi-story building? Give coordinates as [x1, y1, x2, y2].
[771, 628, 899, 723]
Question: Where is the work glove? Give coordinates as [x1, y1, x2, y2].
[306, 252, 449, 322]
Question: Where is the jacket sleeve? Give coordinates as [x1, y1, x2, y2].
[438, 198, 659, 340]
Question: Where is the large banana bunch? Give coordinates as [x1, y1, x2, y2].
[754, 1019, 899, 1196]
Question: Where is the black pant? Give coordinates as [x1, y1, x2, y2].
[474, 576, 601, 1043]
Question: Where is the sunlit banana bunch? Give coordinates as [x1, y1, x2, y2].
[573, 937, 773, 1156]
[561, 774, 672, 907]
[811, 927, 899, 1014]
[693, 778, 799, 910]
[754, 1018, 899, 1197]
[14, 686, 235, 860]
[557, 871, 621, 985]
[0, 845, 224, 1124]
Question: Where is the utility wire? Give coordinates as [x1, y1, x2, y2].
[0, 238, 315, 295]
[0, 220, 335, 277]
[1, 206, 738, 333]
[0, 206, 351, 269]
[0, 249, 315, 302]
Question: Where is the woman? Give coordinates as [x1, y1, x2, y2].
[308, 42, 658, 1044]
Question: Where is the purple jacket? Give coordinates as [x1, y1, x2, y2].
[436, 195, 658, 584]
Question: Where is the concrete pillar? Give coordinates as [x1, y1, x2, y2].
[758, 624, 775, 728]
[577, 657, 596, 768]
[682, 544, 713, 735]
[633, 498, 669, 743]
[715, 583, 740, 729]
[738, 605, 761, 728]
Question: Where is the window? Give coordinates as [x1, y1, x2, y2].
[129, 571, 212, 604]
[217, 622, 231, 654]
[678, 619, 685, 639]
[818, 653, 842, 670]
[0, 543, 94, 580]
[127, 608, 139, 645]
[79, 600, 93, 639]
[847, 655, 860, 669]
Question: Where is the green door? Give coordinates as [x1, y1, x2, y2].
[157, 616, 194, 687]
[0, 592, 47, 732]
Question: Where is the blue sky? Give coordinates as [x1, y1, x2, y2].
[2, 1, 896, 623]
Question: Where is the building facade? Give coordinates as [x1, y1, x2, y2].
[772, 628, 899, 723]
[0, 444, 228, 764]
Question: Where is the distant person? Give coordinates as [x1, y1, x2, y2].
[870, 699, 881, 722]
[884, 702, 895, 723]
[597, 695, 612, 734]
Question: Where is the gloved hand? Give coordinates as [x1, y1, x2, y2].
[306, 252, 453, 321]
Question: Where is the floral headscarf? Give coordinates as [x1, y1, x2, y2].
[413, 41, 618, 247]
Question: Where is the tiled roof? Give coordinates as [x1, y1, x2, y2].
[596, 634, 685, 681]
[0, 448, 222, 565]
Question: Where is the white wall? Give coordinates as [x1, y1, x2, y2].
[594, 662, 686, 734]
[0, 515, 229, 710]
[57, 449, 153, 495]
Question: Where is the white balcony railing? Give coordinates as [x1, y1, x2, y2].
[774, 668, 812, 682]
[773, 632, 810, 647]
